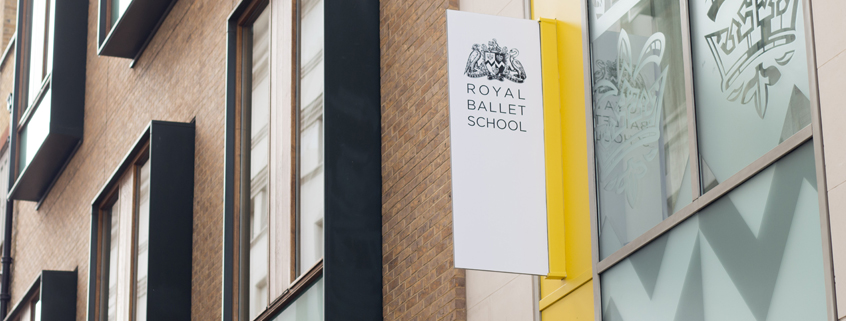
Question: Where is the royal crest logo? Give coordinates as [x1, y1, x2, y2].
[464, 39, 527, 83]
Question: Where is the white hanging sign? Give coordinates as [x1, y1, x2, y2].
[446, 10, 549, 276]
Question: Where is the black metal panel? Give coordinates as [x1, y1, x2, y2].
[146, 121, 194, 320]
[97, 0, 177, 58]
[8, 0, 87, 202]
[323, 0, 382, 319]
[9, 135, 80, 201]
[87, 122, 194, 321]
[40, 270, 76, 321]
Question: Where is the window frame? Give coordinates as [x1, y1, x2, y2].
[228, 0, 324, 320]
[91, 144, 149, 321]
[95, 0, 177, 62]
[86, 121, 194, 321]
[8, 0, 86, 203]
[580, 0, 837, 320]
[4, 270, 76, 321]
[223, 0, 382, 319]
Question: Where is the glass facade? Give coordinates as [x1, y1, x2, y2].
[588, 0, 827, 319]
[600, 142, 825, 321]
[589, 0, 692, 259]
[690, 0, 811, 191]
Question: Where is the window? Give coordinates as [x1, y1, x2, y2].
[93, 151, 149, 321]
[88, 121, 194, 321]
[9, 0, 85, 202]
[587, 0, 831, 319]
[97, 0, 177, 59]
[228, 0, 325, 319]
[224, 0, 380, 319]
[296, 0, 324, 279]
[5, 270, 76, 321]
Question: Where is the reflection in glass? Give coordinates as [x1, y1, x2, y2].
[600, 142, 825, 321]
[100, 199, 120, 321]
[111, 0, 131, 27]
[589, 0, 691, 259]
[134, 160, 150, 321]
[271, 278, 324, 321]
[298, 0, 324, 276]
[690, 0, 811, 191]
[19, 90, 51, 173]
[27, 0, 53, 110]
[246, 7, 271, 320]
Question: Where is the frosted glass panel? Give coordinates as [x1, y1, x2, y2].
[690, 0, 811, 191]
[272, 278, 324, 321]
[134, 160, 150, 321]
[589, 0, 691, 259]
[600, 142, 825, 321]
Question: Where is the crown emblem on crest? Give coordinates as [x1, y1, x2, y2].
[464, 38, 527, 83]
[706, 0, 800, 119]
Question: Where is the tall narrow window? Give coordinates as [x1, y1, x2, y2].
[89, 122, 194, 321]
[296, 0, 324, 278]
[99, 199, 120, 321]
[240, 5, 271, 320]
[10, 0, 85, 202]
[19, 0, 55, 174]
[134, 160, 150, 321]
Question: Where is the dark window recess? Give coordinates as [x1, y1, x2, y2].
[87, 121, 194, 321]
[97, 0, 178, 59]
[9, 0, 87, 202]
[5, 270, 77, 321]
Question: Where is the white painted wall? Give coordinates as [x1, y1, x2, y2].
[456, 1, 538, 320]
[810, 0, 846, 319]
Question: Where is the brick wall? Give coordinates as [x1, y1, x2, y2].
[380, 0, 466, 320]
[3, 0, 242, 319]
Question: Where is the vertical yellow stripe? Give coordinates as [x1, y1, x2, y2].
[540, 18, 567, 279]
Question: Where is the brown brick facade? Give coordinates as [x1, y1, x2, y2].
[380, 0, 465, 320]
[3, 0, 240, 319]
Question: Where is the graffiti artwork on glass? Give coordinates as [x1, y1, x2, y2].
[593, 29, 667, 210]
[464, 39, 527, 83]
[704, 0, 801, 119]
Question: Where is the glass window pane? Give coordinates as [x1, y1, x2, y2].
[27, 0, 48, 109]
[271, 278, 324, 321]
[32, 298, 40, 321]
[111, 0, 131, 27]
[298, 0, 324, 276]
[599, 142, 825, 321]
[589, 0, 692, 259]
[100, 200, 120, 321]
[690, 0, 811, 192]
[134, 160, 150, 321]
[247, 7, 271, 320]
[19, 90, 51, 173]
